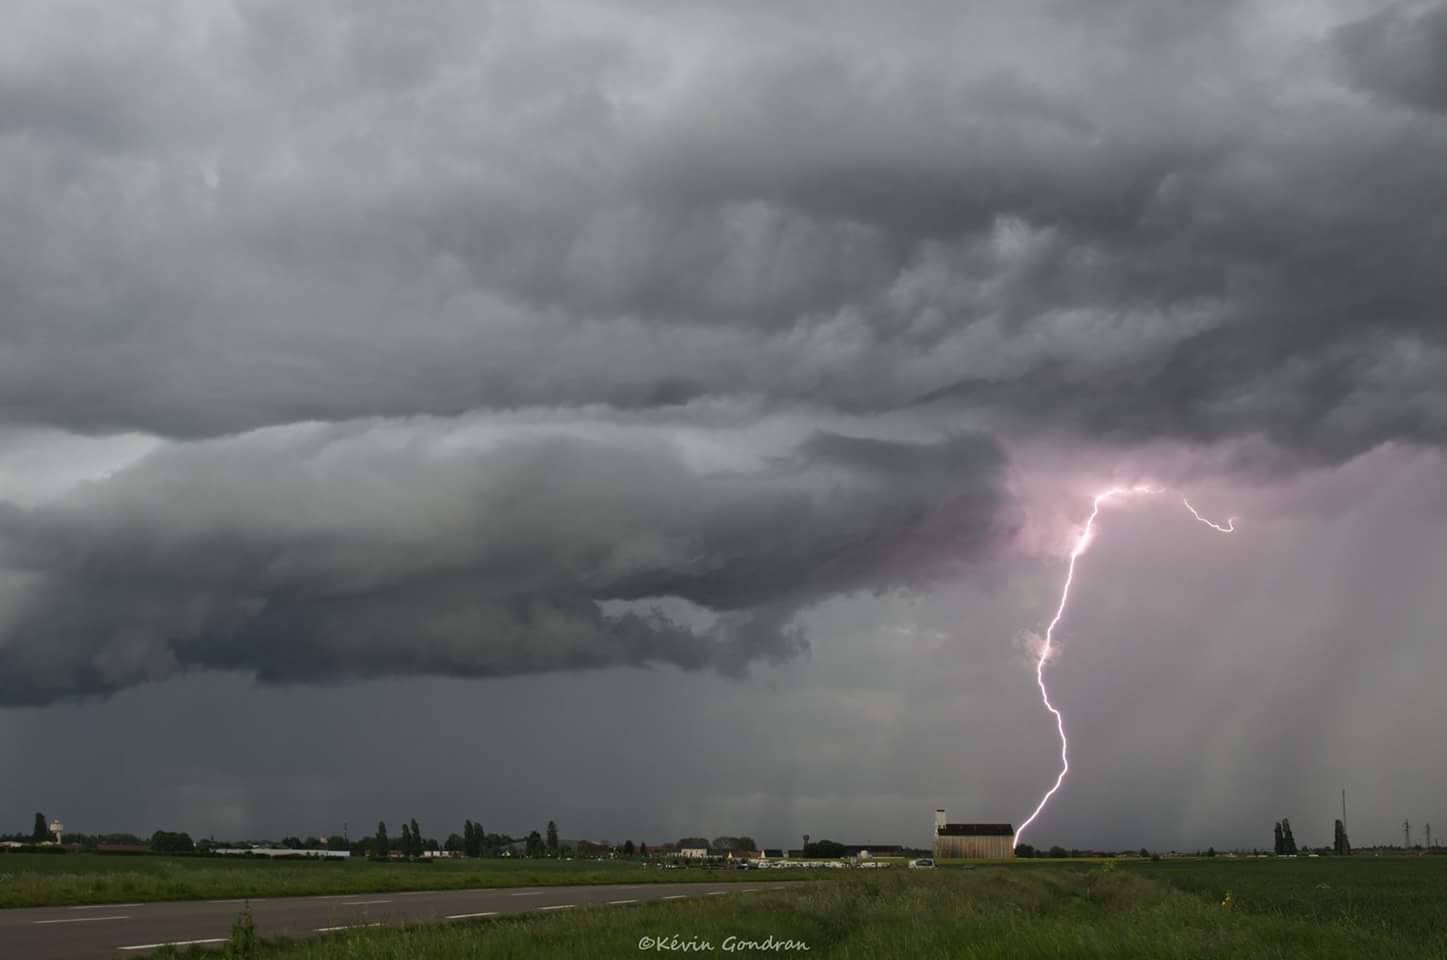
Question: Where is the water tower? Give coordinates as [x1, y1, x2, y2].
[49, 819, 63, 845]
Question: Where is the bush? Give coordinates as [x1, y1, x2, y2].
[225, 906, 256, 960]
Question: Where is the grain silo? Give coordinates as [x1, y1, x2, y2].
[932, 809, 1015, 859]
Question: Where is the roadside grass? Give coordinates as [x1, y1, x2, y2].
[0, 854, 811, 909]
[156, 860, 1447, 959]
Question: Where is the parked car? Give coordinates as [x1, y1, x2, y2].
[908, 858, 935, 869]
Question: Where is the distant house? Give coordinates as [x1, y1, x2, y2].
[678, 846, 708, 859]
[760, 849, 785, 859]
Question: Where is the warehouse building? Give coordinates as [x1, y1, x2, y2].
[932, 810, 1015, 859]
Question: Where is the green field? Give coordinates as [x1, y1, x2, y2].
[0, 853, 809, 909]
[155, 856, 1447, 959]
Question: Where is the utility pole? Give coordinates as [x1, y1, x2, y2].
[1427, 823, 1432, 850]
[1403, 819, 1411, 849]
[1341, 790, 1347, 830]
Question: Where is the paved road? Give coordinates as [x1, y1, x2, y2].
[0, 881, 796, 959]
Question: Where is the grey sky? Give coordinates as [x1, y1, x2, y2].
[2, 0, 1446, 851]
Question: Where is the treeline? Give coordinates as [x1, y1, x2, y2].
[676, 836, 759, 853]
[8, 811, 750, 862]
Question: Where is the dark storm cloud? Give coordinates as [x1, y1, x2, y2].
[1334, 2, 1447, 114]
[0, 419, 1010, 704]
[2, 0, 1446, 703]
[0, 0, 1444, 461]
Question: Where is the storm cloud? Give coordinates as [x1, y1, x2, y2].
[1335, 2, 1447, 114]
[0, 416, 1010, 704]
[0, 1, 1443, 455]
[2, 0, 1447, 752]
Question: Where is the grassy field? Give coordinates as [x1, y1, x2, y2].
[0, 853, 810, 909]
[155, 856, 1447, 959]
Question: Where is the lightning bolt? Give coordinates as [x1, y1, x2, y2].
[1013, 488, 1236, 849]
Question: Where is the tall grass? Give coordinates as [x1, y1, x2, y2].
[155, 860, 1447, 959]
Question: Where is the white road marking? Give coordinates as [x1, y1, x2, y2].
[207, 898, 265, 904]
[446, 911, 499, 920]
[537, 904, 576, 911]
[608, 899, 639, 905]
[33, 915, 129, 924]
[314, 923, 382, 932]
[340, 899, 392, 905]
[742, 888, 758, 893]
[510, 890, 546, 897]
[662, 895, 688, 900]
[707, 891, 727, 895]
[67, 903, 143, 910]
[119, 939, 226, 951]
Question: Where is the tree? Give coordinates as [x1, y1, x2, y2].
[677, 837, 710, 851]
[400, 823, 413, 858]
[326, 835, 349, 851]
[446, 833, 464, 854]
[639, 842, 649, 858]
[803, 839, 847, 858]
[547, 821, 559, 857]
[150, 830, 195, 853]
[410, 819, 422, 858]
[1273, 822, 1284, 856]
[1207, 847, 1217, 857]
[623, 840, 636, 857]
[375, 821, 389, 859]
[712, 836, 738, 851]
[281, 836, 303, 850]
[32, 812, 50, 843]
[1015, 843, 1036, 858]
[1048, 845, 1069, 858]
[1281, 818, 1297, 855]
[1334, 819, 1351, 856]
[736, 837, 757, 853]
[527, 830, 544, 857]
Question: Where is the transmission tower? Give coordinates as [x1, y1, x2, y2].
[1403, 819, 1411, 849]
[1427, 823, 1433, 850]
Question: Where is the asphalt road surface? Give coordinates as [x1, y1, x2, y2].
[0, 881, 797, 959]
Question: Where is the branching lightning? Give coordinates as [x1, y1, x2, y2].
[1013, 487, 1236, 848]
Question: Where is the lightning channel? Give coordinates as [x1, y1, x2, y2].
[1013, 488, 1235, 848]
